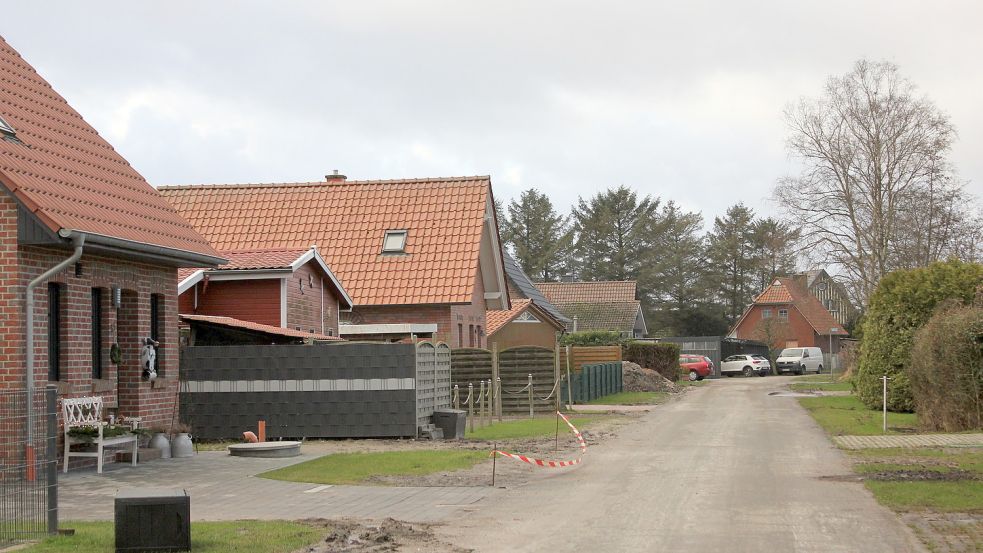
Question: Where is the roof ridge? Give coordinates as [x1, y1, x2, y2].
[158, 175, 491, 190]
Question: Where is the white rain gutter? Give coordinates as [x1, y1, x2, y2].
[25, 233, 84, 443]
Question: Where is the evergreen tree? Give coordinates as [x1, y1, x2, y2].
[752, 217, 800, 289]
[500, 189, 574, 281]
[571, 186, 660, 283]
[707, 203, 758, 323]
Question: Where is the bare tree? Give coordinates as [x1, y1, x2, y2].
[776, 60, 979, 305]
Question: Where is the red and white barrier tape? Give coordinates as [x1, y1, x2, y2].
[491, 411, 586, 468]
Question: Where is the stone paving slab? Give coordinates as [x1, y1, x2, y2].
[833, 433, 983, 449]
[58, 444, 497, 522]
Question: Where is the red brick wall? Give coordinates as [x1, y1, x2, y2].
[0, 242, 182, 429]
[287, 262, 340, 336]
[733, 304, 818, 349]
[451, 267, 488, 348]
[0, 194, 21, 386]
[347, 304, 453, 342]
[186, 279, 281, 327]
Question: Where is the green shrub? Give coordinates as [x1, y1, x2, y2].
[623, 341, 681, 381]
[909, 303, 983, 431]
[559, 330, 625, 346]
[856, 260, 983, 412]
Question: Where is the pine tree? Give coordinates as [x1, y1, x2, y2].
[707, 203, 758, 323]
[752, 217, 800, 289]
[571, 186, 660, 283]
[500, 189, 574, 281]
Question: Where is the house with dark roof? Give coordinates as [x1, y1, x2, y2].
[537, 281, 647, 338]
[486, 298, 566, 350]
[502, 251, 571, 326]
[0, 36, 223, 433]
[792, 269, 859, 328]
[177, 247, 352, 339]
[729, 277, 849, 353]
[160, 175, 509, 347]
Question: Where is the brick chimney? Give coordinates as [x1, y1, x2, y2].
[325, 170, 347, 184]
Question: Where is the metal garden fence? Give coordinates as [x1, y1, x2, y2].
[1, 386, 57, 544]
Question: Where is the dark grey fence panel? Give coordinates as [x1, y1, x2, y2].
[180, 343, 418, 439]
[1, 387, 57, 544]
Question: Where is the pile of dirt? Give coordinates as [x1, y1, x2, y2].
[297, 518, 470, 553]
[622, 361, 680, 393]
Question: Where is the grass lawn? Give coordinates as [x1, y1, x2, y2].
[465, 415, 598, 440]
[798, 394, 919, 435]
[676, 379, 707, 387]
[258, 450, 487, 485]
[21, 520, 321, 552]
[850, 446, 983, 512]
[789, 380, 853, 392]
[866, 481, 983, 512]
[587, 391, 668, 405]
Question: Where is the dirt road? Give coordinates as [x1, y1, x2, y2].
[438, 377, 926, 552]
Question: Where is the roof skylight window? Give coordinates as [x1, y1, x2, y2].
[0, 115, 16, 138]
[382, 230, 408, 253]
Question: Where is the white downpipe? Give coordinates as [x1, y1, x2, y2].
[26, 233, 85, 444]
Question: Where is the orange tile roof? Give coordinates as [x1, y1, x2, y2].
[177, 249, 307, 284]
[180, 314, 342, 341]
[742, 278, 848, 336]
[486, 299, 565, 335]
[0, 36, 219, 262]
[537, 281, 637, 303]
[160, 177, 491, 306]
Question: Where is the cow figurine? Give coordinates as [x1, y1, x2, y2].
[141, 337, 160, 381]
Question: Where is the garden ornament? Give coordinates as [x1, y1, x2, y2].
[141, 337, 159, 381]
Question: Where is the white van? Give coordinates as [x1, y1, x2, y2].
[775, 347, 824, 375]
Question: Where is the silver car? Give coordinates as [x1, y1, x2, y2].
[721, 354, 772, 377]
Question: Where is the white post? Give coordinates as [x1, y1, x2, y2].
[479, 380, 486, 428]
[881, 375, 890, 433]
[829, 328, 836, 382]
[468, 383, 474, 433]
[528, 374, 534, 418]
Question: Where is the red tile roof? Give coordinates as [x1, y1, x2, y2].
[537, 281, 637, 303]
[486, 299, 565, 335]
[0, 36, 219, 262]
[740, 278, 848, 336]
[160, 177, 492, 306]
[180, 314, 342, 341]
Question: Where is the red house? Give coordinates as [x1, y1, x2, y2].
[160, 176, 509, 346]
[729, 277, 849, 353]
[0, 37, 223, 427]
[177, 247, 352, 338]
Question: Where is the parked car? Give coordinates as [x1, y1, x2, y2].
[775, 347, 823, 375]
[720, 354, 771, 377]
[679, 354, 713, 381]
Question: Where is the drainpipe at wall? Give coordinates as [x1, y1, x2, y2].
[25, 233, 84, 447]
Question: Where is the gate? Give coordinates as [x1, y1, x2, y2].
[1, 387, 57, 544]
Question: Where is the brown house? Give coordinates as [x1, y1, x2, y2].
[792, 269, 859, 328]
[177, 247, 352, 338]
[729, 277, 849, 354]
[0, 36, 223, 433]
[537, 281, 647, 338]
[160, 176, 509, 347]
[486, 299, 566, 350]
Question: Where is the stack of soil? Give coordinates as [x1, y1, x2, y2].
[622, 361, 680, 393]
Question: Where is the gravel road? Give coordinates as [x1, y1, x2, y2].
[438, 377, 927, 552]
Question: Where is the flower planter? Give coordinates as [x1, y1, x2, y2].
[171, 433, 194, 458]
[149, 432, 171, 459]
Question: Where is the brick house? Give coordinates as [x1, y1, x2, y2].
[485, 299, 566, 350]
[177, 247, 352, 338]
[0, 37, 223, 429]
[792, 269, 859, 328]
[537, 281, 647, 338]
[159, 176, 509, 347]
[728, 277, 849, 354]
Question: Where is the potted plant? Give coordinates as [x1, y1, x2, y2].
[148, 425, 172, 459]
[170, 423, 194, 458]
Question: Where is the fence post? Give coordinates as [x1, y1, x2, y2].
[468, 383, 474, 432]
[46, 385, 58, 535]
[453, 384, 459, 410]
[528, 373, 534, 418]
[486, 380, 493, 427]
[491, 342, 500, 418]
[565, 345, 573, 407]
[479, 380, 486, 428]
[554, 340, 561, 412]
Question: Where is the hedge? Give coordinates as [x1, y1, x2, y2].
[559, 331, 625, 347]
[855, 260, 983, 412]
[623, 341, 681, 382]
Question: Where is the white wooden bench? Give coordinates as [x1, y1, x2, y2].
[62, 396, 138, 474]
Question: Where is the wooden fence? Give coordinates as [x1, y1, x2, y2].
[559, 346, 622, 373]
[450, 346, 557, 415]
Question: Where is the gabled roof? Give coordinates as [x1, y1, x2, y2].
[486, 298, 566, 335]
[557, 301, 644, 334]
[180, 314, 342, 341]
[501, 251, 570, 324]
[0, 36, 221, 266]
[537, 281, 637, 303]
[177, 247, 352, 309]
[733, 278, 848, 336]
[160, 176, 505, 306]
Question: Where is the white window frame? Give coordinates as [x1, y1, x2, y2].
[382, 230, 408, 253]
[778, 309, 789, 321]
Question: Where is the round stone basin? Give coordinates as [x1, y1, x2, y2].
[228, 441, 302, 458]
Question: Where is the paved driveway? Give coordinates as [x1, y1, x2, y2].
[59, 443, 496, 522]
[439, 377, 927, 552]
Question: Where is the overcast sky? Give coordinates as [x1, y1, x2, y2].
[4, 2, 982, 225]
